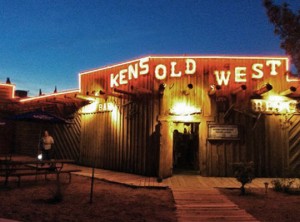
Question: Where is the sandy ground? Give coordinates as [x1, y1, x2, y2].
[0, 175, 176, 222]
[220, 187, 300, 222]
[1, 174, 300, 222]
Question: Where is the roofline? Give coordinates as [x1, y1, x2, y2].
[19, 89, 79, 103]
[79, 54, 290, 75]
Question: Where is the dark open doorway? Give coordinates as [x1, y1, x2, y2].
[173, 123, 199, 174]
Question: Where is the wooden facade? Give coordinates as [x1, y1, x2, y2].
[1, 55, 300, 178]
[78, 56, 300, 178]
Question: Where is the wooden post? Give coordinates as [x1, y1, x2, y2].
[158, 121, 173, 179]
[89, 166, 95, 204]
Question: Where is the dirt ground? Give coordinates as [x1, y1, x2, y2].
[219, 187, 300, 222]
[1, 174, 300, 222]
[0, 175, 177, 222]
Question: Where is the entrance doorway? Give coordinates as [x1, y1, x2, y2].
[173, 123, 199, 173]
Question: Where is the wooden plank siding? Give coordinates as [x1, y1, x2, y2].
[12, 115, 81, 160]
[2, 55, 299, 178]
[0, 120, 15, 154]
[79, 58, 160, 175]
[78, 56, 299, 177]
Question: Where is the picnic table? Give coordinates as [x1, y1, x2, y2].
[0, 157, 81, 186]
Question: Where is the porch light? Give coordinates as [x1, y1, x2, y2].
[38, 154, 43, 160]
[169, 102, 201, 116]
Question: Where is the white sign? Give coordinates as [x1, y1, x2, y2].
[251, 99, 298, 114]
[110, 58, 284, 88]
[208, 125, 239, 140]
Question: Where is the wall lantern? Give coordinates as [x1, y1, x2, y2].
[169, 102, 201, 116]
[253, 83, 273, 96]
[208, 85, 221, 96]
[279, 86, 297, 96]
[231, 84, 247, 95]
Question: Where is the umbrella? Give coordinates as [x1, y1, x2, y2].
[8, 111, 69, 124]
[7, 111, 70, 158]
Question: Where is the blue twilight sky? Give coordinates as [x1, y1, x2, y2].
[0, 0, 299, 96]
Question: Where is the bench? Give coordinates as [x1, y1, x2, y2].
[6, 169, 81, 186]
[0, 159, 81, 186]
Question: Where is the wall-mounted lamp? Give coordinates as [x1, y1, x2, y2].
[279, 86, 297, 96]
[253, 83, 272, 96]
[231, 85, 247, 95]
[208, 85, 221, 96]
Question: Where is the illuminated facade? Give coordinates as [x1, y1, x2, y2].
[78, 55, 300, 178]
[1, 55, 300, 178]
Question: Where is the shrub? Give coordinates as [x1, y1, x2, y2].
[232, 161, 255, 195]
[271, 178, 295, 193]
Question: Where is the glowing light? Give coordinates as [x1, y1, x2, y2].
[266, 60, 281, 75]
[0, 83, 15, 98]
[81, 101, 98, 113]
[285, 71, 300, 82]
[169, 102, 201, 116]
[111, 104, 119, 122]
[38, 154, 43, 160]
[251, 96, 298, 114]
[214, 70, 231, 85]
[19, 89, 79, 103]
[78, 55, 289, 90]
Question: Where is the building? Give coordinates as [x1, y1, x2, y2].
[1, 55, 300, 178]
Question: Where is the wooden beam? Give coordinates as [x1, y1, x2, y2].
[130, 86, 152, 94]
[208, 85, 221, 96]
[280, 86, 297, 96]
[253, 83, 272, 96]
[231, 85, 247, 95]
[114, 88, 136, 96]
[99, 90, 123, 98]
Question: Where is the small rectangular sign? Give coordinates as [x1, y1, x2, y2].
[208, 124, 239, 140]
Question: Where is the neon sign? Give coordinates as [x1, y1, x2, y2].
[251, 96, 298, 114]
[99, 102, 114, 112]
[109, 57, 286, 88]
[81, 102, 115, 114]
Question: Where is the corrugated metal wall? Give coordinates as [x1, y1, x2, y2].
[13, 115, 81, 161]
